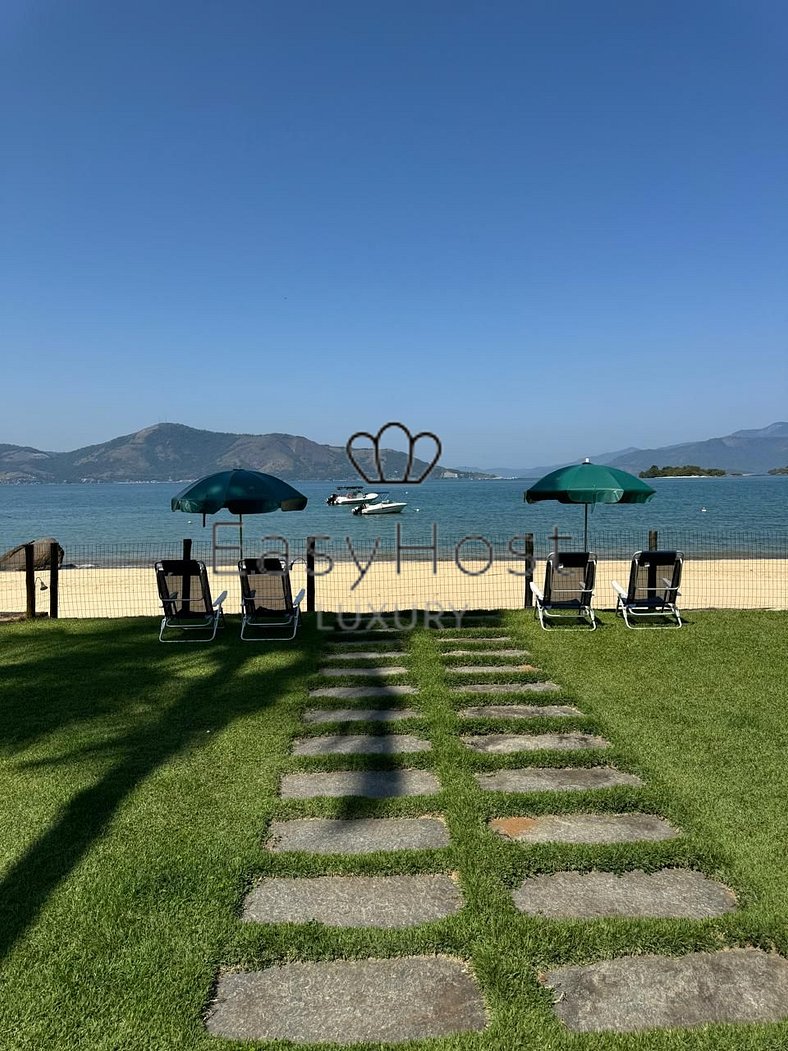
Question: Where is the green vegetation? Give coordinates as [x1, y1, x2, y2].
[1, 612, 787, 1048]
[768, 466, 788, 475]
[639, 464, 726, 478]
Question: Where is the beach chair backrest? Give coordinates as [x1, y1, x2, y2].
[239, 557, 293, 615]
[155, 560, 212, 618]
[544, 551, 596, 605]
[628, 551, 683, 605]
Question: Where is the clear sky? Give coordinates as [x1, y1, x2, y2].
[2, 1, 787, 468]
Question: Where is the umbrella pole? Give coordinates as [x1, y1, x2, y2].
[584, 504, 588, 551]
[239, 514, 243, 560]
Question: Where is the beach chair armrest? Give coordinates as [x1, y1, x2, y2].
[293, 588, 305, 608]
[213, 590, 228, 610]
[529, 583, 544, 602]
[612, 580, 627, 599]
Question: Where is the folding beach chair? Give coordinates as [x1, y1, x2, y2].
[612, 550, 683, 628]
[238, 557, 305, 641]
[530, 551, 597, 630]
[154, 559, 227, 643]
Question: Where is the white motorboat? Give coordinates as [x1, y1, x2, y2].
[326, 485, 380, 506]
[352, 494, 407, 515]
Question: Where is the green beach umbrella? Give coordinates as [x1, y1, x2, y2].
[524, 459, 656, 549]
[171, 469, 308, 555]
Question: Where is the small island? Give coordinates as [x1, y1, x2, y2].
[639, 464, 726, 478]
[768, 466, 788, 476]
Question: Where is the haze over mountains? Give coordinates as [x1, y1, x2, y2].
[486, 423, 788, 477]
[1, 422, 787, 484]
[0, 423, 490, 484]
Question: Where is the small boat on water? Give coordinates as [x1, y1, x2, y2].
[352, 494, 407, 515]
[326, 485, 380, 506]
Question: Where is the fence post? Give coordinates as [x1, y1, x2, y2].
[49, 542, 59, 619]
[306, 536, 316, 613]
[25, 543, 36, 619]
[524, 533, 534, 608]
[648, 530, 658, 551]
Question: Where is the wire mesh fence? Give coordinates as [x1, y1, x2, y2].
[1, 530, 788, 620]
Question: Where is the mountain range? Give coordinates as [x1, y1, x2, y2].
[485, 423, 788, 477]
[0, 423, 492, 484]
[2, 422, 787, 484]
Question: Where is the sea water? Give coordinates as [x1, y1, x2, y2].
[1, 476, 786, 563]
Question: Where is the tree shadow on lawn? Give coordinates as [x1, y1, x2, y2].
[0, 615, 317, 962]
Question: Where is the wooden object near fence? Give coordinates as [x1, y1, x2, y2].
[25, 543, 35, 619]
[524, 533, 534, 608]
[49, 541, 59, 619]
[306, 536, 316, 613]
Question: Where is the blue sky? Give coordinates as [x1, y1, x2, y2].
[2, 1, 786, 468]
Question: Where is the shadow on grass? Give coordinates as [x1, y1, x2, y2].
[0, 615, 318, 962]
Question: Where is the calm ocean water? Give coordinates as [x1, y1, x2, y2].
[1, 476, 787, 563]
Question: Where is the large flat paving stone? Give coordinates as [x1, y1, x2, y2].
[443, 648, 530, 657]
[206, 956, 488, 1043]
[459, 704, 581, 720]
[514, 869, 738, 918]
[319, 666, 408, 677]
[280, 770, 441, 798]
[490, 812, 679, 844]
[293, 734, 431, 756]
[303, 707, 418, 724]
[437, 635, 511, 643]
[462, 733, 609, 754]
[451, 682, 561, 694]
[267, 817, 450, 854]
[543, 948, 788, 1032]
[309, 685, 418, 699]
[242, 874, 462, 927]
[475, 766, 644, 793]
[452, 664, 541, 674]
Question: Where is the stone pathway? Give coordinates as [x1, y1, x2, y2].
[513, 869, 737, 918]
[242, 874, 462, 927]
[206, 620, 783, 1044]
[543, 949, 788, 1032]
[207, 957, 487, 1043]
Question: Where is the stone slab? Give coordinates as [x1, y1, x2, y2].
[438, 635, 511, 644]
[242, 874, 462, 927]
[543, 949, 788, 1033]
[267, 817, 450, 854]
[443, 648, 530, 657]
[490, 812, 678, 844]
[475, 767, 644, 793]
[280, 770, 441, 798]
[293, 734, 430, 756]
[459, 704, 581, 719]
[462, 733, 609, 754]
[309, 685, 418, 698]
[452, 664, 541, 674]
[319, 666, 408, 677]
[451, 682, 561, 694]
[514, 869, 737, 918]
[303, 707, 418, 724]
[206, 956, 488, 1043]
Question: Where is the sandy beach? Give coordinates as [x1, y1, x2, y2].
[2, 557, 786, 620]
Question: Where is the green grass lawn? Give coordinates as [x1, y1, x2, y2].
[1, 610, 787, 1049]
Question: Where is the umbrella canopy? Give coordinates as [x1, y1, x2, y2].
[172, 470, 307, 558]
[524, 459, 655, 548]
[171, 469, 308, 516]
